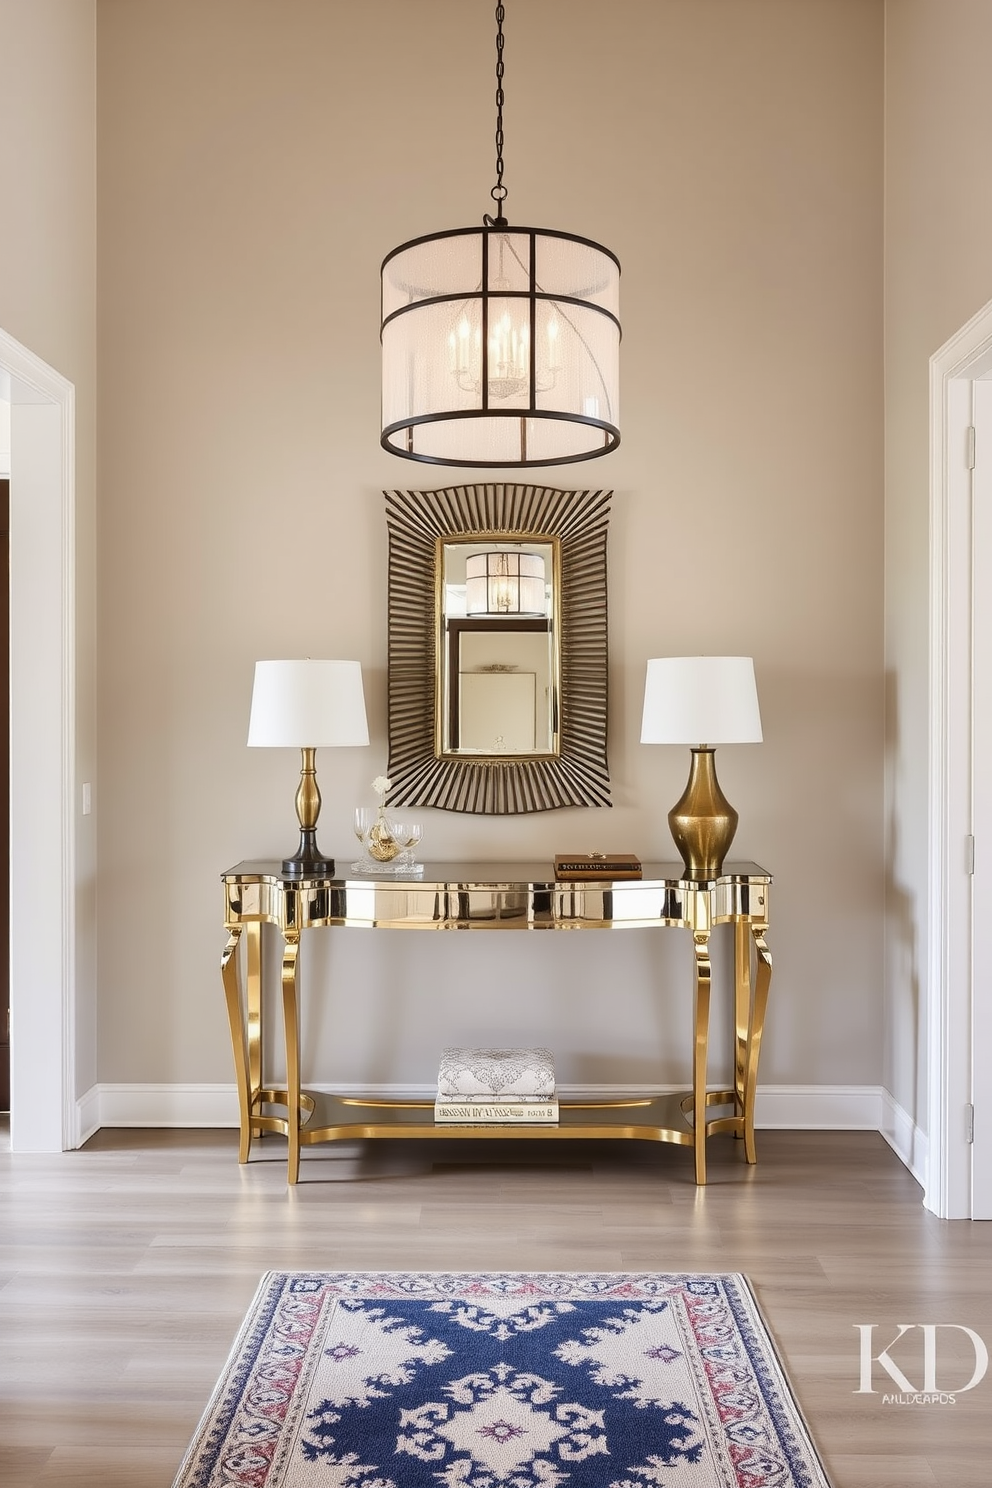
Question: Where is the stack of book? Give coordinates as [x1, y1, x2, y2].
[554, 853, 642, 880]
[434, 1046, 559, 1124]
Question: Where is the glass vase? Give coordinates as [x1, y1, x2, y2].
[352, 807, 424, 875]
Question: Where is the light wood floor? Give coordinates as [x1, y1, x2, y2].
[1, 1124, 990, 1487]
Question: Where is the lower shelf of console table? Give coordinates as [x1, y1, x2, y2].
[245, 1089, 750, 1147]
[220, 859, 773, 1186]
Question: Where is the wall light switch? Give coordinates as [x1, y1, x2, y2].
[82, 782, 92, 816]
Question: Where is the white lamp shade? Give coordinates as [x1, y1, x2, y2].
[247, 660, 370, 748]
[640, 656, 762, 745]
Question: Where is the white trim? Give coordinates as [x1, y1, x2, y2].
[751, 1084, 884, 1130]
[0, 326, 76, 1153]
[971, 381, 992, 1217]
[88, 1084, 242, 1130]
[880, 1088, 928, 1189]
[927, 296, 992, 1216]
[79, 1082, 892, 1133]
[74, 1083, 101, 1148]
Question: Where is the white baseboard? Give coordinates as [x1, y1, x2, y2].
[79, 1083, 242, 1135]
[878, 1088, 928, 1189]
[76, 1081, 908, 1142]
[752, 1083, 885, 1130]
[74, 1083, 103, 1148]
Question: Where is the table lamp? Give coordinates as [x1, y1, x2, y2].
[247, 659, 370, 877]
[640, 656, 762, 881]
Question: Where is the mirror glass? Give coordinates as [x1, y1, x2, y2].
[385, 483, 611, 814]
[438, 539, 558, 757]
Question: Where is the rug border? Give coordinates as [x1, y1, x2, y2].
[171, 1269, 835, 1488]
[727, 1273, 837, 1488]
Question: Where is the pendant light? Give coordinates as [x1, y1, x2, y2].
[380, 3, 620, 468]
[465, 549, 547, 615]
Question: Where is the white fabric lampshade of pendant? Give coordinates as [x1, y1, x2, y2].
[381, 225, 620, 467]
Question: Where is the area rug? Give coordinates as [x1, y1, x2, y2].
[173, 1271, 831, 1488]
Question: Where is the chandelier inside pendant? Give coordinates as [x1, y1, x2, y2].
[449, 240, 560, 403]
[380, 2, 620, 468]
[450, 305, 558, 403]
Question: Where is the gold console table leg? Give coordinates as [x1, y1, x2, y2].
[692, 930, 712, 1186]
[743, 926, 772, 1163]
[245, 920, 263, 1137]
[733, 920, 752, 1128]
[281, 930, 302, 1185]
[221, 926, 253, 1163]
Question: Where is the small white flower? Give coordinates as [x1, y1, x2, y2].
[372, 775, 392, 798]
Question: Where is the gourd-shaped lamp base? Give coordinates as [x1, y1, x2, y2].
[668, 747, 738, 883]
[282, 747, 332, 878]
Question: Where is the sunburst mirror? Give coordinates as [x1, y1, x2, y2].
[385, 483, 611, 813]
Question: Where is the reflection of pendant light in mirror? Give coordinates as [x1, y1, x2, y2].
[465, 550, 546, 615]
[380, 2, 620, 468]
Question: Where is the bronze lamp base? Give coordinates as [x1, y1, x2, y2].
[282, 747, 334, 878]
[669, 747, 738, 882]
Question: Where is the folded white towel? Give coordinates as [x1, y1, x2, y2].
[438, 1047, 556, 1098]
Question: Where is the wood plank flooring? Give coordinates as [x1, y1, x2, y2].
[1, 1124, 990, 1486]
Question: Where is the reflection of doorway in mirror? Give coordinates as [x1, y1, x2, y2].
[460, 671, 536, 752]
[454, 628, 553, 753]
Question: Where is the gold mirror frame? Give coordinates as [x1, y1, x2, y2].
[386, 483, 611, 813]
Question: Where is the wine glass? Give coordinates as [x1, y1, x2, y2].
[352, 806, 391, 870]
[389, 821, 423, 867]
[354, 806, 374, 854]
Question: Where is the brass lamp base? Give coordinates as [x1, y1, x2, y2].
[282, 746, 334, 878]
[669, 747, 738, 882]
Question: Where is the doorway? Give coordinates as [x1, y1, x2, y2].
[928, 295, 992, 1218]
[0, 326, 79, 1152]
[0, 477, 7, 1112]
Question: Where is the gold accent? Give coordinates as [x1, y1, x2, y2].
[691, 929, 712, 1184]
[367, 809, 400, 861]
[282, 747, 332, 876]
[220, 860, 772, 1187]
[281, 931, 302, 1184]
[669, 747, 739, 882]
[221, 928, 251, 1163]
[339, 1094, 655, 1110]
[295, 747, 321, 836]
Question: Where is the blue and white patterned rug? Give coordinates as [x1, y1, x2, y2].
[173, 1272, 831, 1488]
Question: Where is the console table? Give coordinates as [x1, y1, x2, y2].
[220, 861, 772, 1185]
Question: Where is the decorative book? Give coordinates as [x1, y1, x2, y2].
[434, 1098, 560, 1124]
[554, 853, 642, 880]
[437, 1047, 556, 1099]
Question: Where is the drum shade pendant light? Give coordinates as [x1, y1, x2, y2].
[380, 3, 621, 468]
[465, 549, 547, 615]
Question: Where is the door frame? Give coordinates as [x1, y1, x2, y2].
[0, 325, 76, 1151]
[927, 295, 992, 1216]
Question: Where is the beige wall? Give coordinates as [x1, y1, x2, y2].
[884, 0, 992, 1130]
[0, 0, 98, 1097]
[95, 0, 885, 1094]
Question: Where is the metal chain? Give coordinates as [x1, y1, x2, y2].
[490, 2, 508, 221]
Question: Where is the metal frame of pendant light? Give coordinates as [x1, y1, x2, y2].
[380, 3, 621, 469]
